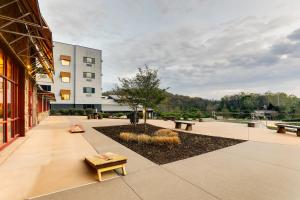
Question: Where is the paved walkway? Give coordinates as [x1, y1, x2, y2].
[148, 119, 300, 145]
[0, 116, 97, 200]
[1, 117, 300, 200]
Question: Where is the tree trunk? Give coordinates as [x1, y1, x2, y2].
[133, 107, 137, 130]
[144, 107, 148, 133]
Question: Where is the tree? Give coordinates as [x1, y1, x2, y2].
[114, 75, 141, 127]
[116, 66, 168, 132]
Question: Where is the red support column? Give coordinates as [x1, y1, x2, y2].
[18, 67, 25, 137]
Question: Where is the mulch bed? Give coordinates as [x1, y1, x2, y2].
[93, 124, 245, 165]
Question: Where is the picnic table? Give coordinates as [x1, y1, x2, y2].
[174, 120, 195, 131]
[85, 152, 127, 181]
[276, 123, 300, 137]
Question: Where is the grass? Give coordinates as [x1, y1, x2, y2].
[219, 119, 250, 124]
[120, 129, 181, 145]
[153, 129, 178, 137]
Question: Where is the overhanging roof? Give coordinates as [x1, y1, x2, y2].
[37, 85, 56, 101]
[0, 0, 54, 82]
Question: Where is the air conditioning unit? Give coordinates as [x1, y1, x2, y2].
[86, 63, 92, 67]
[86, 78, 92, 82]
[86, 94, 92, 97]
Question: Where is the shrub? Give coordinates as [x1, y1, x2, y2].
[85, 109, 94, 116]
[119, 132, 181, 145]
[120, 132, 138, 142]
[152, 136, 181, 145]
[59, 109, 69, 115]
[115, 112, 125, 118]
[137, 134, 152, 144]
[97, 112, 103, 119]
[75, 109, 85, 116]
[50, 109, 57, 115]
[102, 113, 109, 118]
[69, 108, 76, 115]
[154, 129, 178, 137]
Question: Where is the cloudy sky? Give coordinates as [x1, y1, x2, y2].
[39, 0, 300, 99]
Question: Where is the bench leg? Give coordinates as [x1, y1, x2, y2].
[122, 165, 127, 176]
[186, 124, 192, 131]
[175, 123, 181, 129]
[277, 127, 286, 134]
[97, 169, 103, 182]
[297, 129, 300, 137]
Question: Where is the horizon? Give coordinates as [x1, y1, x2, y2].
[39, 0, 300, 99]
[103, 89, 300, 101]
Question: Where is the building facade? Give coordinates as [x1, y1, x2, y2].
[38, 42, 102, 110]
[0, 0, 55, 150]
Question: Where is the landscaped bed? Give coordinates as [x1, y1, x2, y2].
[93, 124, 245, 164]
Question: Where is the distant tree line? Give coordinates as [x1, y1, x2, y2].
[103, 90, 300, 121]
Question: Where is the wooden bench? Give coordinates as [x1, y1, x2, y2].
[85, 153, 127, 181]
[174, 120, 195, 131]
[276, 123, 300, 137]
[248, 121, 257, 128]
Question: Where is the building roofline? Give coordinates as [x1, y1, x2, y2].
[53, 41, 102, 52]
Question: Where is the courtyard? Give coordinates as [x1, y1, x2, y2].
[1, 116, 300, 200]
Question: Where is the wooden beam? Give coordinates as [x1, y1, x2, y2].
[0, 29, 48, 40]
[0, 13, 31, 29]
[0, 0, 17, 10]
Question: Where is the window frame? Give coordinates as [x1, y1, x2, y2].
[83, 72, 95, 79]
[0, 48, 20, 146]
[83, 87, 95, 94]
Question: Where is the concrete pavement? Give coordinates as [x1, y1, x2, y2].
[0, 116, 97, 200]
[148, 119, 300, 145]
[2, 116, 300, 200]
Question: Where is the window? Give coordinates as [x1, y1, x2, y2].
[60, 89, 71, 100]
[83, 104, 95, 109]
[40, 85, 51, 92]
[60, 55, 71, 66]
[0, 51, 3, 75]
[0, 77, 3, 121]
[60, 72, 71, 83]
[61, 60, 70, 66]
[0, 48, 20, 145]
[7, 57, 12, 79]
[62, 76, 70, 83]
[83, 87, 95, 94]
[83, 72, 95, 79]
[83, 57, 95, 64]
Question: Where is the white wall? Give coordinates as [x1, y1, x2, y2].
[74, 45, 102, 104]
[51, 42, 75, 104]
[37, 41, 103, 106]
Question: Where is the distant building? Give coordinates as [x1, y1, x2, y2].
[253, 110, 279, 119]
[37, 42, 103, 110]
[101, 95, 154, 118]
[101, 95, 134, 112]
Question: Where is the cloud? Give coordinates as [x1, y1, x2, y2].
[288, 28, 300, 41]
[105, 16, 300, 98]
[39, 0, 300, 99]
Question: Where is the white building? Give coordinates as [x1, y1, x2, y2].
[101, 95, 139, 112]
[37, 41, 103, 110]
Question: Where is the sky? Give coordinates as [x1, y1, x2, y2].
[39, 0, 300, 99]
